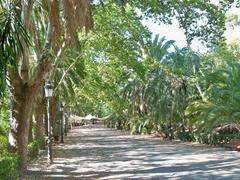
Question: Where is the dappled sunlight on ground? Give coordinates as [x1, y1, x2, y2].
[25, 124, 240, 179]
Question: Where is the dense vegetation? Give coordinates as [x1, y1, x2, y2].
[0, 0, 240, 178]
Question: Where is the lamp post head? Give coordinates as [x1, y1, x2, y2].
[59, 102, 64, 112]
[44, 81, 53, 98]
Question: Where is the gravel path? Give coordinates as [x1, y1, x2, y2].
[24, 124, 240, 179]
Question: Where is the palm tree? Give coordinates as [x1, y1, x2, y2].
[121, 35, 176, 134]
[0, 2, 30, 96]
[187, 60, 240, 132]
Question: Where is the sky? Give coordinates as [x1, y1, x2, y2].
[142, 2, 240, 51]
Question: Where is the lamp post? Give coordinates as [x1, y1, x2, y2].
[64, 112, 68, 136]
[44, 81, 53, 163]
[59, 102, 64, 143]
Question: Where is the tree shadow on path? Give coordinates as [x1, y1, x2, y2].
[25, 124, 240, 179]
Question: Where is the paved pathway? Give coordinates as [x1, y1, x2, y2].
[25, 124, 240, 179]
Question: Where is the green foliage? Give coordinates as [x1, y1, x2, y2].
[52, 46, 86, 105]
[0, 1, 30, 96]
[182, 43, 240, 146]
[120, 37, 201, 140]
[105, 114, 127, 130]
[0, 125, 19, 179]
[0, 136, 19, 180]
[193, 132, 240, 146]
[0, 92, 9, 134]
[130, 0, 230, 45]
[209, 133, 240, 145]
[176, 130, 195, 142]
[0, 135, 7, 153]
[91, 34, 240, 147]
[28, 139, 41, 161]
[127, 116, 154, 135]
[186, 53, 240, 132]
[0, 152, 19, 180]
[70, 1, 151, 115]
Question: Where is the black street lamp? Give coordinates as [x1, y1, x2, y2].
[59, 102, 64, 143]
[44, 81, 54, 163]
[64, 112, 68, 136]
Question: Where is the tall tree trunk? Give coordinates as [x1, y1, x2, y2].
[8, 80, 36, 170]
[51, 96, 59, 141]
[28, 115, 33, 143]
[34, 96, 45, 150]
[8, 54, 51, 171]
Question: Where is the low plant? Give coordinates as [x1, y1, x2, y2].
[28, 139, 41, 161]
[176, 131, 195, 142]
[0, 135, 8, 154]
[128, 117, 154, 135]
[0, 152, 20, 180]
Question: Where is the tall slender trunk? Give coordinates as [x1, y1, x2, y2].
[9, 82, 36, 170]
[34, 96, 45, 150]
[8, 48, 51, 171]
[8, 0, 36, 171]
[51, 96, 59, 141]
[28, 115, 33, 143]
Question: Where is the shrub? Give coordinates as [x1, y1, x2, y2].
[193, 132, 240, 146]
[105, 114, 127, 130]
[211, 133, 240, 146]
[176, 131, 195, 142]
[0, 134, 20, 179]
[128, 117, 154, 135]
[0, 135, 8, 154]
[0, 126, 6, 136]
[28, 139, 41, 161]
[0, 152, 19, 180]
